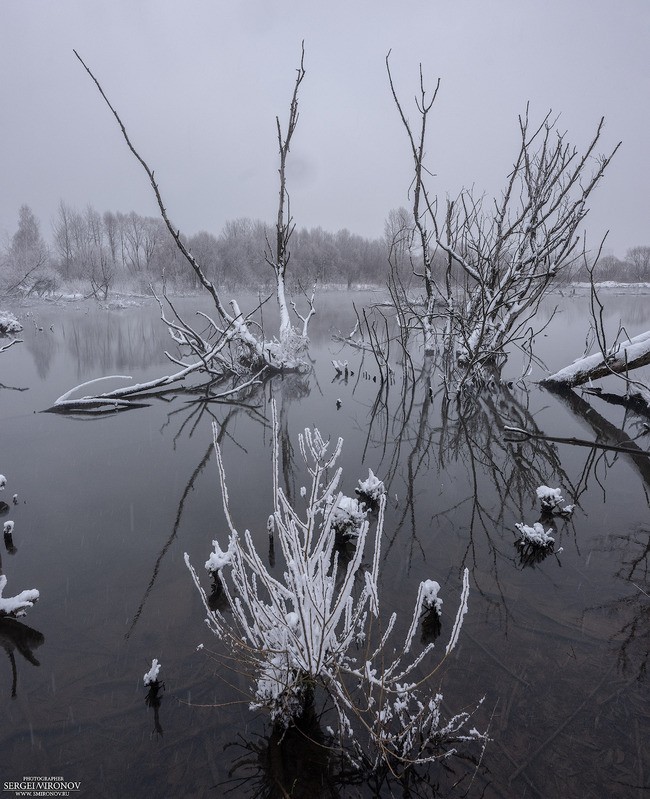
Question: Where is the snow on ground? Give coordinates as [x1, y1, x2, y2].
[0, 312, 22, 335]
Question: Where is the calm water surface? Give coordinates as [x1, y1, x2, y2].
[0, 289, 648, 798]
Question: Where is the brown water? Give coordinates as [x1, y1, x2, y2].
[0, 290, 647, 798]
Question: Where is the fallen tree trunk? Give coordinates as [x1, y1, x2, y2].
[541, 329, 650, 388]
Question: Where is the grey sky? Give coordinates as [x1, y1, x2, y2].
[2, 0, 648, 257]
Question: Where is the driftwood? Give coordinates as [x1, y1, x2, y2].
[541, 329, 650, 388]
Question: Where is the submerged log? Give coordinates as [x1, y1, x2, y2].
[542, 384, 650, 487]
[541, 329, 650, 388]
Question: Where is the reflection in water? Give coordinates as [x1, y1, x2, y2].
[514, 538, 557, 569]
[65, 310, 167, 378]
[25, 328, 57, 380]
[420, 606, 442, 645]
[0, 618, 44, 698]
[4, 531, 17, 555]
[226, 697, 341, 799]
[2, 293, 649, 798]
[144, 681, 164, 738]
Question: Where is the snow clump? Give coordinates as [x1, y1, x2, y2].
[356, 469, 385, 503]
[0, 574, 39, 617]
[143, 658, 162, 686]
[331, 494, 367, 539]
[421, 579, 443, 614]
[0, 312, 22, 335]
[205, 539, 234, 575]
[515, 522, 555, 547]
[536, 485, 564, 512]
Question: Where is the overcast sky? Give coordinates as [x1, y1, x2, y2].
[2, 0, 648, 257]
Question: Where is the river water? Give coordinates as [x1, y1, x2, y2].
[0, 288, 648, 798]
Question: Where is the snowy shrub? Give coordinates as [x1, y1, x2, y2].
[185, 400, 485, 775]
[0, 312, 22, 336]
[515, 521, 555, 547]
[536, 485, 564, 513]
[535, 486, 574, 516]
[204, 539, 234, 575]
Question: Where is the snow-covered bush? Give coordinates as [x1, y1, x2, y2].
[515, 521, 555, 547]
[0, 312, 22, 336]
[535, 484, 575, 516]
[185, 400, 485, 776]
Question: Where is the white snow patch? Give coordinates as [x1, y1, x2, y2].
[536, 485, 565, 512]
[0, 574, 39, 617]
[331, 495, 367, 538]
[143, 658, 161, 686]
[0, 312, 22, 335]
[356, 469, 385, 502]
[205, 539, 234, 574]
[515, 522, 555, 547]
[422, 580, 443, 614]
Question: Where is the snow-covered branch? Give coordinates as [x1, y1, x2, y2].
[542, 329, 650, 388]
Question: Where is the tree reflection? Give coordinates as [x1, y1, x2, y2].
[223, 693, 481, 799]
[544, 385, 649, 681]
[359, 347, 573, 589]
[0, 618, 44, 698]
[225, 696, 342, 799]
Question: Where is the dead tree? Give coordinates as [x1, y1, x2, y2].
[51, 49, 316, 413]
[386, 54, 440, 355]
[386, 54, 620, 384]
[264, 41, 315, 349]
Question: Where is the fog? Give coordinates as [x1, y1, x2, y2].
[1, 0, 648, 256]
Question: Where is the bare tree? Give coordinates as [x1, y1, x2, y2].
[386, 54, 620, 384]
[625, 246, 650, 282]
[2, 205, 52, 296]
[264, 41, 316, 345]
[47, 49, 318, 413]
